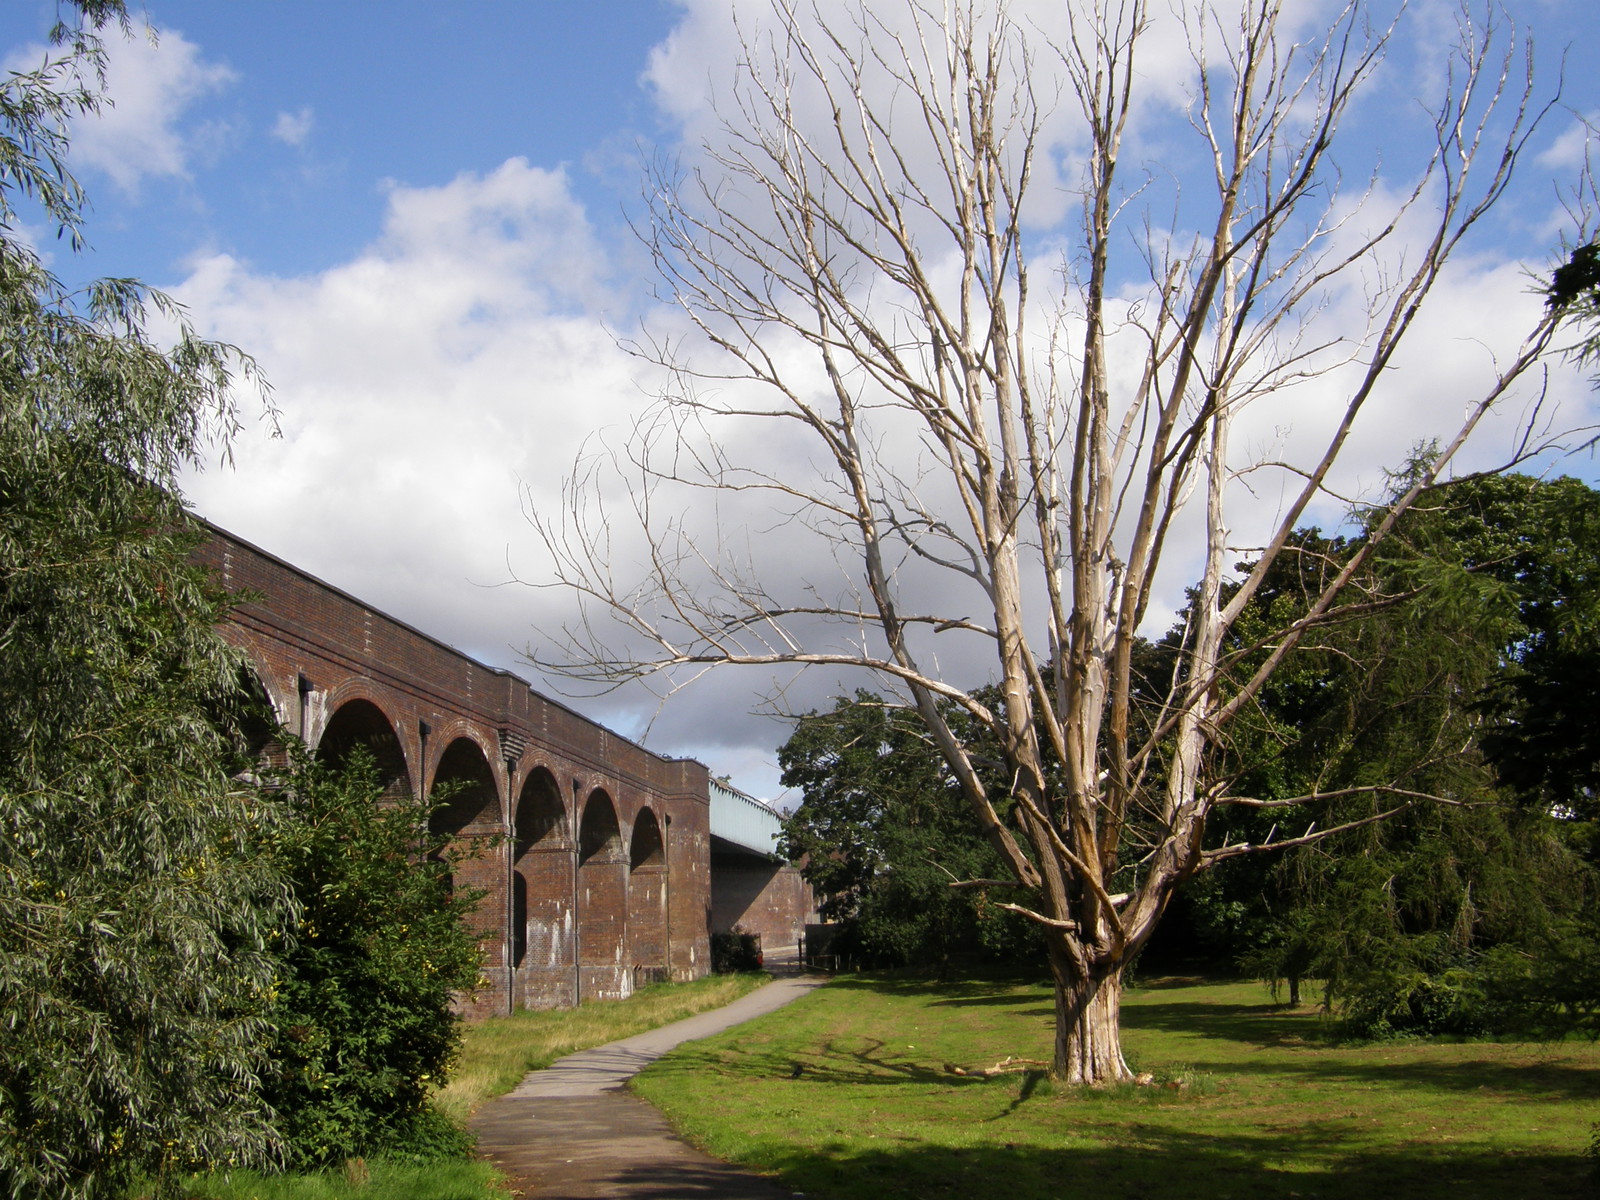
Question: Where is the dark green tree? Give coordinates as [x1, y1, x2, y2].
[779, 692, 1037, 967]
[1187, 475, 1600, 1032]
[0, 5, 289, 1196]
[1465, 475, 1600, 859]
[260, 749, 485, 1167]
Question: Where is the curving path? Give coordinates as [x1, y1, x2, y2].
[469, 974, 824, 1199]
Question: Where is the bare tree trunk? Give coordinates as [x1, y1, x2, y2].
[1048, 943, 1131, 1084]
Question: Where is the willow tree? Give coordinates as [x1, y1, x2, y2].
[533, 0, 1577, 1082]
[0, 5, 286, 1194]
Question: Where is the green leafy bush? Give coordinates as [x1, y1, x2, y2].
[260, 750, 486, 1166]
[1339, 931, 1600, 1040]
[1341, 966, 1492, 1038]
[712, 929, 764, 973]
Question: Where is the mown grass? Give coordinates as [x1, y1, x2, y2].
[178, 972, 770, 1200]
[632, 973, 1600, 1200]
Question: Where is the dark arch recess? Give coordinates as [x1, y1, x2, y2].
[211, 664, 284, 776]
[317, 698, 411, 799]
[514, 767, 566, 858]
[429, 736, 499, 838]
[630, 807, 664, 870]
[511, 872, 529, 968]
[578, 790, 621, 864]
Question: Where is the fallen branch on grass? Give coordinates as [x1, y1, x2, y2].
[943, 1056, 1051, 1078]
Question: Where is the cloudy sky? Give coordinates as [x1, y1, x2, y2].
[5, 0, 1599, 803]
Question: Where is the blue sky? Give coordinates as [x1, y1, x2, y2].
[5, 0, 1599, 801]
[4, 1, 680, 279]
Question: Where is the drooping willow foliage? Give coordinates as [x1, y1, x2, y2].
[0, 5, 290, 1196]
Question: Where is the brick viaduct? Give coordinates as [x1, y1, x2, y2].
[195, 522, 811, 1019]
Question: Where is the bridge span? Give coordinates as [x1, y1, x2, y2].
[195, 522, 811, 1017]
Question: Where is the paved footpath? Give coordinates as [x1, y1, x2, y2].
[469, 974, 824, 1199]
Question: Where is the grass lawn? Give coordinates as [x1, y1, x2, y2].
[175, 972, 769, 1200]
[632, 973, 1600, 1200]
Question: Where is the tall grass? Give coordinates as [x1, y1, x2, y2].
[175, 1159, 502, 1200]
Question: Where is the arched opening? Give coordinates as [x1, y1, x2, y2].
[207, 664, 286, 779]
[629, 808, 664, 870]
[577, 789, 629, 1000]
[511, 768, 570, 988]
[317, 698, 411, 799]
[234, 667, 284, 769]
[514, 768, 567, 857]
[511, 871, 529, 968]
[427, 735, 501, 975]
[628, 807, 668, 981]
[429, 736, 498, 839]
[578, 791, 622, 864]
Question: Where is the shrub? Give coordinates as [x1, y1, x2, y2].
[260, 749, 486, 1167]
[1342, 967, 1491, 1038]
[712, 929, 764, 973]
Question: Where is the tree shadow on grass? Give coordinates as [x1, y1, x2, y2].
[823, 972, 1057, 1017]
[927, 995, 1055, 1013]
[751, 1123, 1590, 1200]
[1132, 974, 1243, 989]
[1170, 1050, 1600, 1102]
[1125, 1001, 1600, 1101]
[1124, 997, 1330, 1049]
[648, 1036, 991, 1089]
[824, 973, 1046, 1001]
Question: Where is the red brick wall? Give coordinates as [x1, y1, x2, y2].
[665, 777, 713, 980]
[513, 846, 576, 1008]
[710, 847, 817, 955]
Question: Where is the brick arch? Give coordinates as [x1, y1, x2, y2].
[428, 721, 511, 821]
[312, 676, 405, 744]
[220, 629, 295, 733]
[429, 734, 501, 837]
[577, 788, 629, 1000]
[511, 765, 573, 1003]
[230, 662, 288, 773]
[630, 808, 664, 867]
[578, 789, 623, 864]
[429, 733, 504, 986]
[515, 765, 569, 853]
[628, 807, 668, 980]
[316, 695, 413, 801]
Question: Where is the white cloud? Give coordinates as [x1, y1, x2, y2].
[171, 1, 1597, 804]
[271, 106, 314, 147]
[173, 159, 750, 765]
[177, 156, 625, 581]
[17, 22, 239, 192]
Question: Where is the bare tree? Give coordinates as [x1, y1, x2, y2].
[531, 0, 1576, 1082]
